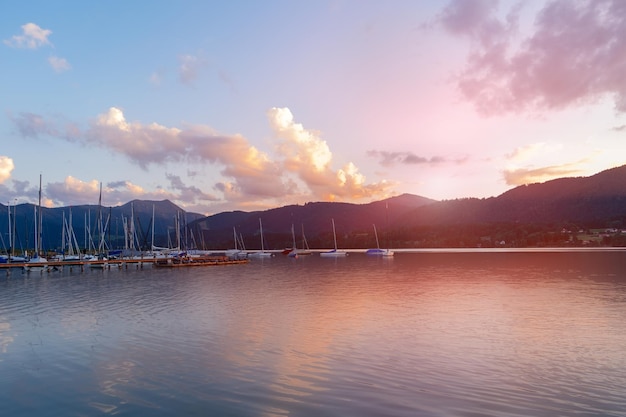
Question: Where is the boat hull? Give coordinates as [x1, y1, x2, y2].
[320, 250, 348, 257]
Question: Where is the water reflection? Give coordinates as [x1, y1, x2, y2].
[0, 251, 625, 416]
[0, 320, 13, 356]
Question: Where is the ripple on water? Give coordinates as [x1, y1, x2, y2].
[1, 252, 626, 416]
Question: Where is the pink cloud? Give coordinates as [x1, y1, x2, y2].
[269, 107, 393, 201]
[440, 0, 626, 115]
[503, 163, 584, 186]
[367, 150, 465, 167]
[10, 106, 395, 208]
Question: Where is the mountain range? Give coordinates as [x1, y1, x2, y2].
[2, 164, 625, 252]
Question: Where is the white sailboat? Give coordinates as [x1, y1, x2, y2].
[225, 227, 247, 259]
[366, 224, 394, 257]
[288, 223, 312, 258]
[298, 224, 312, 255]
[149, 205, 181, 260]
[287, 224, 298, 257]
[249, 218, 273, 258]
[88, 183, 110, 269]
[5, 201, 26, 263]
[55, 209, 82, 261]
[320, 218, 348, 257]
[24, 175, 49, 273]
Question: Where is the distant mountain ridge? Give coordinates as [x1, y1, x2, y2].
[190, 165, 626, 248]
[398, 164, 626, 227]
[2, 165, 625, 251]
[191, 193, 436, 249]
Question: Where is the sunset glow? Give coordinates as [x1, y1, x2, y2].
[2, 0, 625, 213]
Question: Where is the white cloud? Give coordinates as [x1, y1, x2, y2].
[0, 156, 15, 183]
[88, 107, 184, 167]
[87, 108, 294, 200]
[269, 107, 393, 200]
[3, 22, 52, 49]
[48, 56, 71, 72]
[46, 176, 102, 205]
[46, 176, 166, 207]
[13, 106, 395, 208]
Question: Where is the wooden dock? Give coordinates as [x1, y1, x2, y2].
[153, 255, 250, 267]
[0, 258, 156, 275]
[0, 255, 251, 275]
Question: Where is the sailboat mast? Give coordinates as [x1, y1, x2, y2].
[97, 182, 104, 253]
[11, 202, 16, 257]
[176, 211, 181, 250]
[301, 224, 311, 250]
[331, 218, 338, 250]
[7, 204, 11, 258]
[151, 205, 155, 251]
[373, 224, 380, 249]
[259, 218, 265, 252]
[37, 174, 42, 256]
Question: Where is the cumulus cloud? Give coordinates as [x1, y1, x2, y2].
[180, 126, 292, 199]
[12, 106, 393, 207]
[48, 56, 71, 72]
[86, 107, 184, 167]
[0, 156, 15, 183]
[269, 107, 392, 200]
[46, 176, 103, 205]
[45, 176, 171, 207]
[439, 0, 626, 115]
[3, 22, 52, 49]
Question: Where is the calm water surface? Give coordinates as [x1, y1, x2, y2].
[1, 251, 625, 416]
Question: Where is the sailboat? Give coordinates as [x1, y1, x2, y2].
[287, 223, 312, 258]
[320, 218, 348, 257]
[298, 224, 312, 256]
[366, 224, 394, 257]
[149, 205, 181, 259]
[56, 209, 82, 261]
[287, 224, 298, 257]
[88, 183, 110, 269]
[24, 175, 49, 273]
[5, 201, 26, 263]
[249, 218, 273, 258]
[225, 227, 247, 259]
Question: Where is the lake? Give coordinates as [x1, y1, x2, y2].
[1, 250, 625, 416]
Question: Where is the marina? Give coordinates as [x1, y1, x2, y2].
[0, 255, 252, 274]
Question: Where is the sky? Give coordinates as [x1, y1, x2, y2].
[2, 0, 625, 215]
